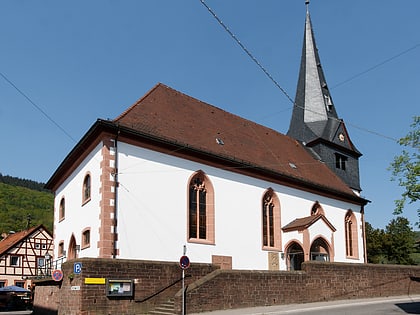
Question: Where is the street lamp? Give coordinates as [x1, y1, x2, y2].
[44, 252, 51, 276]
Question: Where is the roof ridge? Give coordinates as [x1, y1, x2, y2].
[114, 83, 291, 140]
[114, 82, 164, 121]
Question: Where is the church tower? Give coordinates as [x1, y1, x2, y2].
[287, 1, 362, 193]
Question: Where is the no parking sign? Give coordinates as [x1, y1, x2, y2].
[52, 269, 63, 281]
[179, 255, 190, 270]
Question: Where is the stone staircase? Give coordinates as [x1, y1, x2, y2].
[149, 299, 176, 315]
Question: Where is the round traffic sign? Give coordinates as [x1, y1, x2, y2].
[179, 255, 190, 269]
[52, 269, 64, 281]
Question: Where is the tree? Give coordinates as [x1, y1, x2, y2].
[366, 218, 417, 265]
[365, 222, 386, 264]
[389, 116, 420, 221]
[384, 217, 416, 265]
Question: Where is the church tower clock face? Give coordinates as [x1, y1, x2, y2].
[339, 133, 345, 142]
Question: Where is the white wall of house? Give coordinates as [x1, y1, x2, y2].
[53, 143, 103, 260]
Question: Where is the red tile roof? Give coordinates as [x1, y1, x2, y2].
[282, 214, 336, 232]
[0, 226, 39, 256]
[114, 83, 362, 202]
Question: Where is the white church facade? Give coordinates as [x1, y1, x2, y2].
[46, 3, 368, 271]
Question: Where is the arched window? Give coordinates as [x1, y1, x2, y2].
[310, 201, 324, 216]
[345, 210, 359, 258]
[262, 189, 281, 250]
[59, 197, 65, 221]
[83, 174, 91, 203]
[58, 241, 65, 257]
[188, 171, 215, 244]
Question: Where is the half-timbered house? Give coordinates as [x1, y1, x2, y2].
[0, 225, 53, 288]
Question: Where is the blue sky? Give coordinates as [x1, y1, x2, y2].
[0, 1, 418, 229]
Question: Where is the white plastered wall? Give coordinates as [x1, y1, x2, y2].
[53, 143, 103, 260]
[113, 142, 365, 270]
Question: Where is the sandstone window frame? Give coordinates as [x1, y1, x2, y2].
[187, 171, 215, 245]
[345, 210, 359, 259]
[261, 188, 282, 251]
[59, 197, 65, 221]
[82, 173, 91, 205]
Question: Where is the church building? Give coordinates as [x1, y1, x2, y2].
[46, 2, 368, 271]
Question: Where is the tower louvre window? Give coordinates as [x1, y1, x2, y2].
[324, 94, 333, 111]
[335, 153, 347, 170]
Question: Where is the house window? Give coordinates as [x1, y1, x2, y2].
[82, 228, 91, 249]
[335, 153, 347, 170]
[10, 256, 20, 267]
[0, 281, 5, 288]
[59, 197, 65, 220]
[37, 257, 45, 268]
[83, 174, 91, 203]
[14, 281, 25, 288]
[188, 171, 215, 244]
[262, 189, 281, 250]
[35, 243, 40, 250]
[345, 210, 359, 258]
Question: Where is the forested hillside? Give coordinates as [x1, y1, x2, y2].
[0, 173, 50, 192]
[0, 175, 53, 237]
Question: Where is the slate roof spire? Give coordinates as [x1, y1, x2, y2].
[288, 0, 339, 140]
[287, 1, 363, 192]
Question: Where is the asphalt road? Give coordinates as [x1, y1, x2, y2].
[190, 295, 420, 315]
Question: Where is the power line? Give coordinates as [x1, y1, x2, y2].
[199, 0, 294, 105]
[331, 42, 420, 90]
[0, 71, 77, 144]
[198, 0, 408, 145]
[1, 2, 413, 154]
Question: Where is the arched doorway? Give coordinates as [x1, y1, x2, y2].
[286, 242, 305, 271]
[310, 237, 330, 262]
[67, 234, 77, 260]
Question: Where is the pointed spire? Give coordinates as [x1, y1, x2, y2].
[287, 2, 363, 192]
[288, 1, 338, 141]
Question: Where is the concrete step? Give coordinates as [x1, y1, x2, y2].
[149, 299, 176, 315]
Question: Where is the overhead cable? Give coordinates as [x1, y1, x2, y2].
[0, 71, 77, 144]
[198, 0, 406, 145]
[199, 0, 295, 105]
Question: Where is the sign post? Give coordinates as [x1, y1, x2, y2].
[179, 245, 190, 315]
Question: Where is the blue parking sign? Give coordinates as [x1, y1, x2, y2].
[74, 262, 82, 274]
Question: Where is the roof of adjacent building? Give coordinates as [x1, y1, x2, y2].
[46, 83, 367, 204]
[0, 225, 51, 256]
